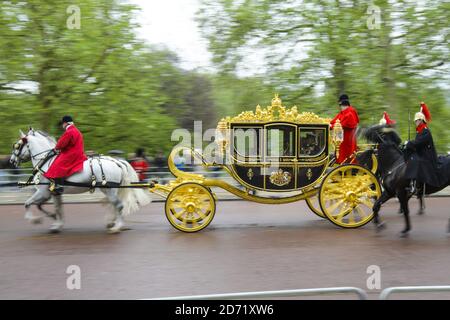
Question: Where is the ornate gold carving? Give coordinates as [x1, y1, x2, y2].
[247, 168, 254, 180]
[306, 168, 313, 181]
[226, 94, 330, 124]
[269, 169, 292, 186]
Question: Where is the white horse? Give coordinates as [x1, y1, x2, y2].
[10, 128, 152, 233]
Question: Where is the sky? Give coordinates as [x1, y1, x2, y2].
[129, 0, 212, 71]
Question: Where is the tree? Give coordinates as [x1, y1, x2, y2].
[198, 0, 450, 150]
[0, 1, 181, 155]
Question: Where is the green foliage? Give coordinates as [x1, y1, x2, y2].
[198, 0, 450, 152]
[0, 0, 219, 157]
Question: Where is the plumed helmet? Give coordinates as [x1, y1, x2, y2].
[414, 102, 431, 123]
[414, 112, 426, 122]
[379, 111, 396, 126]
[61, 115, 73, 123]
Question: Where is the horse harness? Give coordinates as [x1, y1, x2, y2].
[89, 156, 107, 191]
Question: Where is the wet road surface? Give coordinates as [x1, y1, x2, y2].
[1, 198, 450, 299]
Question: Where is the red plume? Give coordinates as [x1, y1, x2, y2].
[420, 102, 431, 122]
[384, 112, 396, 125]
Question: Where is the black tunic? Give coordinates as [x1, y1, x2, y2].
[404, 127, 441, 187]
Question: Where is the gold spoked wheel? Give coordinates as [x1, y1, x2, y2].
[319, 164, 381, 228]
[305, 193, 325, 218]
[165, 183, 216, 233]
[306, 190, 351, 220]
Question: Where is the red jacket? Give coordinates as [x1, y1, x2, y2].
[44, 125, 87, 179]
[130, 158, 149, 181]
[330, 106, 359, 164]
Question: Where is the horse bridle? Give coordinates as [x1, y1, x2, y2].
[12, 137, 53, 166]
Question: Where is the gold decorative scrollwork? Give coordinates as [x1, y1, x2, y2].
[247, 168, 254, 180]
[306, 168, 313, 181]
[269, 169, 292, 187]
[221, 94, 330, 124]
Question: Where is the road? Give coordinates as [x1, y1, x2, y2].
[1, 197, 450, 299]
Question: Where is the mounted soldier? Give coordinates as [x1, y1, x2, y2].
[404, 102, 440, 194]
[44, 115, 87, 194]
[330, 94, 360, 164]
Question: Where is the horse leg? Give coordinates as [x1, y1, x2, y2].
[372, 190, 392, 232]
[397, 190, 411, 236]
[24, 188, 51, 224]
[37, 201, 57, 219]
[49, 195, 64, 233]
[417, 194, 425, 215]
[103, 189, 124, 234]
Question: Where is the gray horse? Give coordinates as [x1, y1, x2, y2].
[10, 129, 152, 233]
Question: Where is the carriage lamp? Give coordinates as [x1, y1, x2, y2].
[332, 119, 344, 160]
[215, 120, 229, 156]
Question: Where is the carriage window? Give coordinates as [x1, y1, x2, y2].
[299, 128, 326, 157]
[233, 128, 260, 158]
[266, 126, 295, 157]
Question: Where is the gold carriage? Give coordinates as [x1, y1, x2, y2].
[149, 95, 381, 232]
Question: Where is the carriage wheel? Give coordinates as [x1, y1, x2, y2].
[306, 191, 351, 220]
[165, 183, 216, 232]
[305, 194, 325, 218]
[319, 164, 381, 228]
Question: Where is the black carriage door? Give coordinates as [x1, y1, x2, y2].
[264, 124, 297, 191]
[230, 125, 264, 189]
[297, 125, 329, 189]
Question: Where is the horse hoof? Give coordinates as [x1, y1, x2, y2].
[31, 217, 43, 225]
[107, 228, 121, 234]
[376, 222, 386, 232]
[417, 210, 424, 215]
[106, 222, 115, 229]
[400, 230, 410, 238]
[49, 226, 62, 234]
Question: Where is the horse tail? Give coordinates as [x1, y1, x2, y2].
[113, 159, 152, 216]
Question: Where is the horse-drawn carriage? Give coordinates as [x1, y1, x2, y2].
[149, 95, 381, 232]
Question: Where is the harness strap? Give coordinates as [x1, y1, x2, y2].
[386, 161, 406, 176]
[89, 157, 96, 191]
[97, 156, 107, 186]
[26, 151, 55, 184]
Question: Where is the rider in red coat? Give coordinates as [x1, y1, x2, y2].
[44, 115, 87, 193]
[330, 94, 360, 164]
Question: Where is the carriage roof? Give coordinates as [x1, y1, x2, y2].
[217, 94, 331, 127]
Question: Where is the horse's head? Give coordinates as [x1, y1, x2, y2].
[363, 124, 404, 172]
[10, 129, 34, 167]
[363, 124, 401, 146]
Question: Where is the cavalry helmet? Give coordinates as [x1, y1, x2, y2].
[414, 102, 431, 123]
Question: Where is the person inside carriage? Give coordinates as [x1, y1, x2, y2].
[404, 102, 441, 195]
[330, 94, 360, 163]
[44, 115, 87, 194]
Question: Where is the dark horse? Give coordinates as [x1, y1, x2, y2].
[363, 124, 450, 236]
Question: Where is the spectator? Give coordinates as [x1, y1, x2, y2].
[153, 150, 166, 169]
[130, 148, 150, 182]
